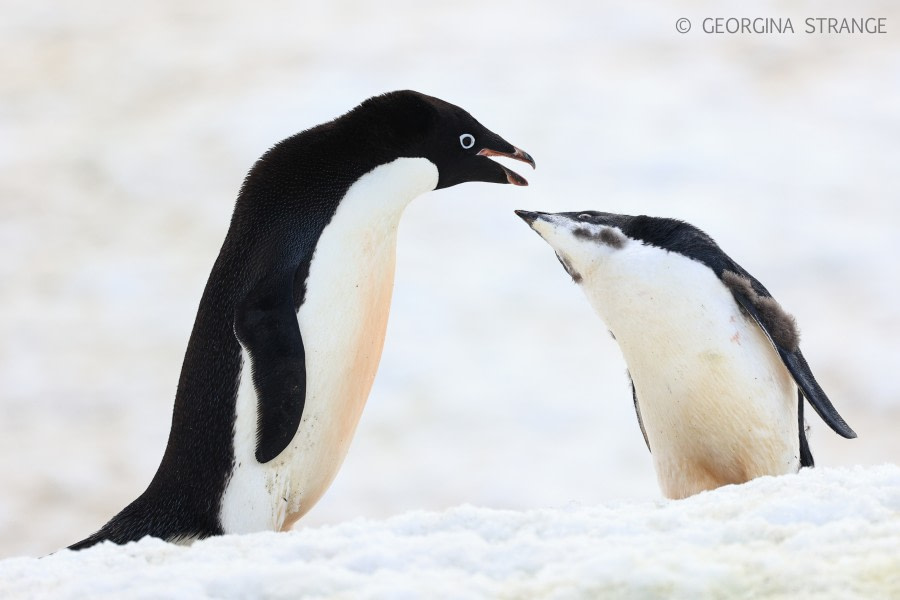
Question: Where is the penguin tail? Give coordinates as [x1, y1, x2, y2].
[67, 502, 162, 551]
[67, 494, 218, 551]
[68, 532, 107, 551]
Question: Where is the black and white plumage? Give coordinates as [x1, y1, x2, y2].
[69, 91, 534, 550]
[515, 210, 855, 499]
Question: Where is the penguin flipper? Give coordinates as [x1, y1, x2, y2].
[798, 388, 815, 468]
[723, 268, 856, 440]
[780, 348, 856, 439]
[628, 372, 651, 453]
[236, 272, 307, 463]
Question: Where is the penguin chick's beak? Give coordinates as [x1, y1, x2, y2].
[515, 209, 555, 240]
[514, 209, 544, 226]
[478, 147, 536, 186]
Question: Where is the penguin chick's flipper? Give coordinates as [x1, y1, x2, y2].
[798, 389, 815, 468]
[781, 349, 856, 439]
[628, 372, 651, 453]
[721, 270, 856, 440]
[235, 271, 307, 463]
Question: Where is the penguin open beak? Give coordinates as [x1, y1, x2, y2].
[478, 147, 536, 186]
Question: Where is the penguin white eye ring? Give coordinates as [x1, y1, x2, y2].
[459, 133, 475, 149]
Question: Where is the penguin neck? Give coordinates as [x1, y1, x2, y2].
[584, 247, 719, 357]
[345, 156, 440, 219]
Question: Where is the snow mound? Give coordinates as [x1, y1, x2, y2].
[2, 465, 898, 599]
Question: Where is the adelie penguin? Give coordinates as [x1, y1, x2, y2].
[69, 91, 534, 549]
[515, 210, 855, 499]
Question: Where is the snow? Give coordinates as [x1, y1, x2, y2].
[2, 466, 898, 599]
[1, 0, 899, 577]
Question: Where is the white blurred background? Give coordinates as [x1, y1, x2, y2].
[1, 0, 898, 557]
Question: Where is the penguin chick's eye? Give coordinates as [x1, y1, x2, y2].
[578, 213, 592, 221]
[459, 133, 475, 149]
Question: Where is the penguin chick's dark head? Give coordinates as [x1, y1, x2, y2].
[515, 210, 630, 283]
[349, 90, 535, 189]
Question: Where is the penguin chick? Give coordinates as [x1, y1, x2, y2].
[515, 210, 855, 499]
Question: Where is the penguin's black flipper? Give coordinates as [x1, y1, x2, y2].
[780, 349, 856, 439]
[235, 271, 307, 463]
[721, 268, 856, 440]
[628, 372, 651, 453]
[798, 389, 815, 468]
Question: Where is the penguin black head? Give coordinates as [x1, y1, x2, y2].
[350, 90, 535, 189]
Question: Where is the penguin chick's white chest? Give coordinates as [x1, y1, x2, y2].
[221, 158, 439, 533]
[586, 245, 799, 499]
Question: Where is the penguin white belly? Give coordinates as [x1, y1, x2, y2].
[220, 158, 438, 533]
[591, 250, 799, 499]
